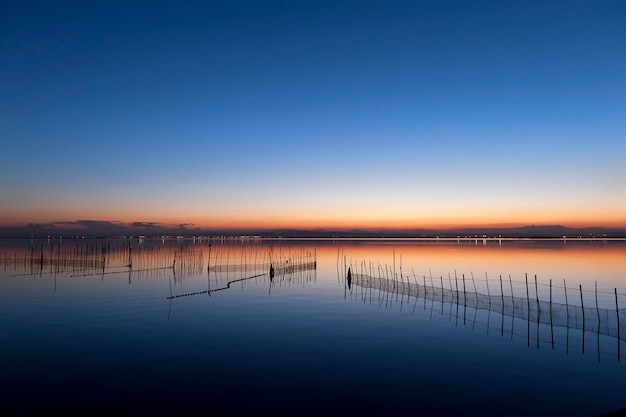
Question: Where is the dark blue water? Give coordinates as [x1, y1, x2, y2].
[1, 239, 625, 415]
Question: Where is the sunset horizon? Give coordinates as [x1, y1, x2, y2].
[2, 2, 624, 234]
[2, 217, 625, 238]
[3, 2, 626, 414]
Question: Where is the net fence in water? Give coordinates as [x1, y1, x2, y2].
[168, 257, 317, 299]
[348, 272, 626, 342]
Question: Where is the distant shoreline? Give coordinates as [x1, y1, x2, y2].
[2, 236, 626, 242]
[2, 224, 625, 240]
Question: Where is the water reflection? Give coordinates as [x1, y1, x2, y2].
[342, 257, 625, 362]
[167, 248, 317, 299]
[3, 238, 626, 360]
[2, 238, 626, 415]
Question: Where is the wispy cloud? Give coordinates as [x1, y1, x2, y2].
[130, 222, 163, 229]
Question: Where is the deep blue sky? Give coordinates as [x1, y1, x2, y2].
[1, 1, 625, 232]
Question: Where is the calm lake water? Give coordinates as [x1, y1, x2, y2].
[1, 238, 626, 415]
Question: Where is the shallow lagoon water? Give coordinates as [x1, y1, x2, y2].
[1, 238, 626, 415]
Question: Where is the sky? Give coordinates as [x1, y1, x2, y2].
[1, 0, 625, 235]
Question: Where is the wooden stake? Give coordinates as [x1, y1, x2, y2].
[500, 274, 504, 310]
[550, 279, 554, 349]
[471, 271, 477, 293]
[595, 281, 600, 323]
[462, 273, 466, 296]
[525, 273, 530, 321]
[580, 284, 585, 354]
[535, 274, 540, 315]
[616, 288, 620, 361]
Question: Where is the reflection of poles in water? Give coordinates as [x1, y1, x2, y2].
[336, 247, 341, 285]
[347, 269, 626, 361]
[207, 263, 211, 296]
[447, 273, 452, 322]
[580, 284, 585, 354]
[393, 249, 395, 282]
[500, 275, 504, 337]
[550, 279, 554, 349]
[344, 256, 347, 300]
[597, 284, 601, 361]
[169, 273, 266, 299]
[596, 281, 601, 362]
[169, 269, 173, 298]
[168, 267, 175, 320]
[454, 271, 459, 308]
[485, 272, 491, 305]
[422, 275, 427, 310]
[616, 289, 621, 361]
[458, 274, 467, 326]
[10, 239, 216, 281]
[207, 244, 212, 272]
[526, 274, 530, 347]
[510, 274, 514, 341]
[534, 275, 540, 349]
[535, 275, 540, 316]
[167, 248, 317, 299]
[565, 278, 569, 355]
[411, 274, 419, 315]
[268, 264, 273, 295]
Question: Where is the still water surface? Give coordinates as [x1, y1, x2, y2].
[1, 238, 625, 415]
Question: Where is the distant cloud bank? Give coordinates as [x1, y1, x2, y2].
[0, 221, 624, 239]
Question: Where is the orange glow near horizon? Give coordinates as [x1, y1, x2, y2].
[2, 212, 625, 232]
[0, 202, 626, 231]
[132, 208, 625, 231]
[332, 241, 626, 290]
